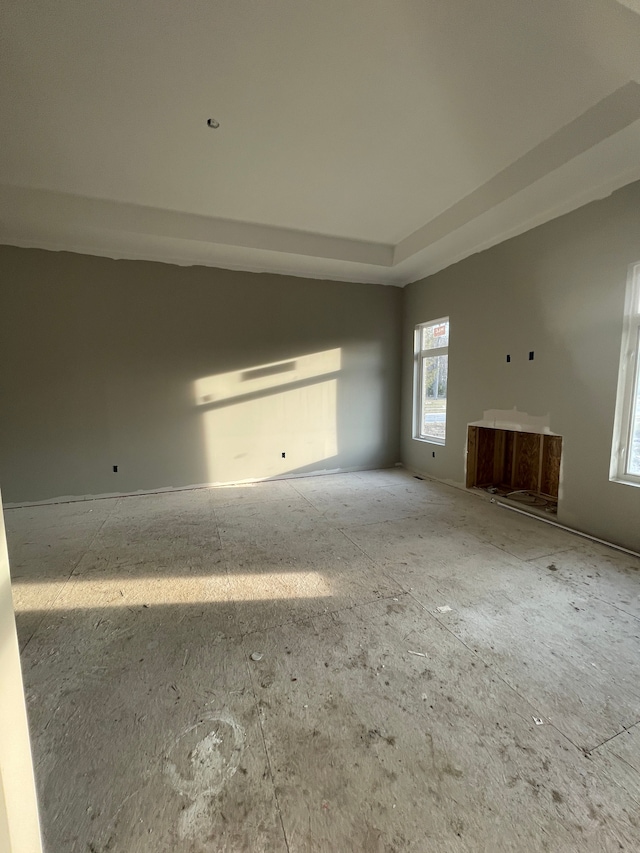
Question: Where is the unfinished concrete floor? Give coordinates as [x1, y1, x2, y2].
[6, 468, 640, 852]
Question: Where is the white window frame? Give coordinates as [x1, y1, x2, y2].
[413, 317, 449, 446]
[611, 262, 640, 486]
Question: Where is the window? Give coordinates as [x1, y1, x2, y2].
[611, 263, 640, 485]
[414, 317, 449, 444]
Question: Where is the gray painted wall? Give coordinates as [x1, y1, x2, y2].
[3, 180, 640, 550]
[0, 248, 402, 503]
[402, 180, 640, 552]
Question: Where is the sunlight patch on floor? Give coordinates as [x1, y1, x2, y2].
[12, 571, 333, 610]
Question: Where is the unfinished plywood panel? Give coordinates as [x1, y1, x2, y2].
[466, 425, 478, 488]
[503, 429, 515, 486]
[467, 425, 509, 488]
[476, 427, 496, 486]
[541, 434, 562, 499]
[492, 429, 506, 487]
[513, 431, 542, 492]
[466, 426, 562, 508]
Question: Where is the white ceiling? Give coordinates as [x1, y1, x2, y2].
[1, 0, 639, 286]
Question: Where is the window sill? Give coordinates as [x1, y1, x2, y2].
[413, 436, 445, 447]
[610, 475, 640, 488]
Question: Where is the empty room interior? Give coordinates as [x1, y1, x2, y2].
[2, 2, 640, 851]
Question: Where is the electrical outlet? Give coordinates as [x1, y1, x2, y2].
[113, 465, 118, 473]
[281, 452, 286, 458]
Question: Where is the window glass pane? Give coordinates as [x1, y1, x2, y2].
[422, 320, 449, 350]
[421, 354, 448, 441]
[627, 339, 640, 476]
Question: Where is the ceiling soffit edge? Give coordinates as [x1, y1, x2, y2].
[1, 84, 640, 285]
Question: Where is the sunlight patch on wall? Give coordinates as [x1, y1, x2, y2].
[194, 349, 341, 406]
[12, 571, 333, 611]
[194, 349, 341, 482]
